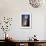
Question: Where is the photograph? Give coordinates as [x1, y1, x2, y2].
[20, 12, 32, 29]
[22, 14, 30, 27]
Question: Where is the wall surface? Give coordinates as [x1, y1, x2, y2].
[0, 0, 46, 40]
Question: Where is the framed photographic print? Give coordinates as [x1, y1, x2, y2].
[20, 12, 32, 29]
[22, 14, 30, 27]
